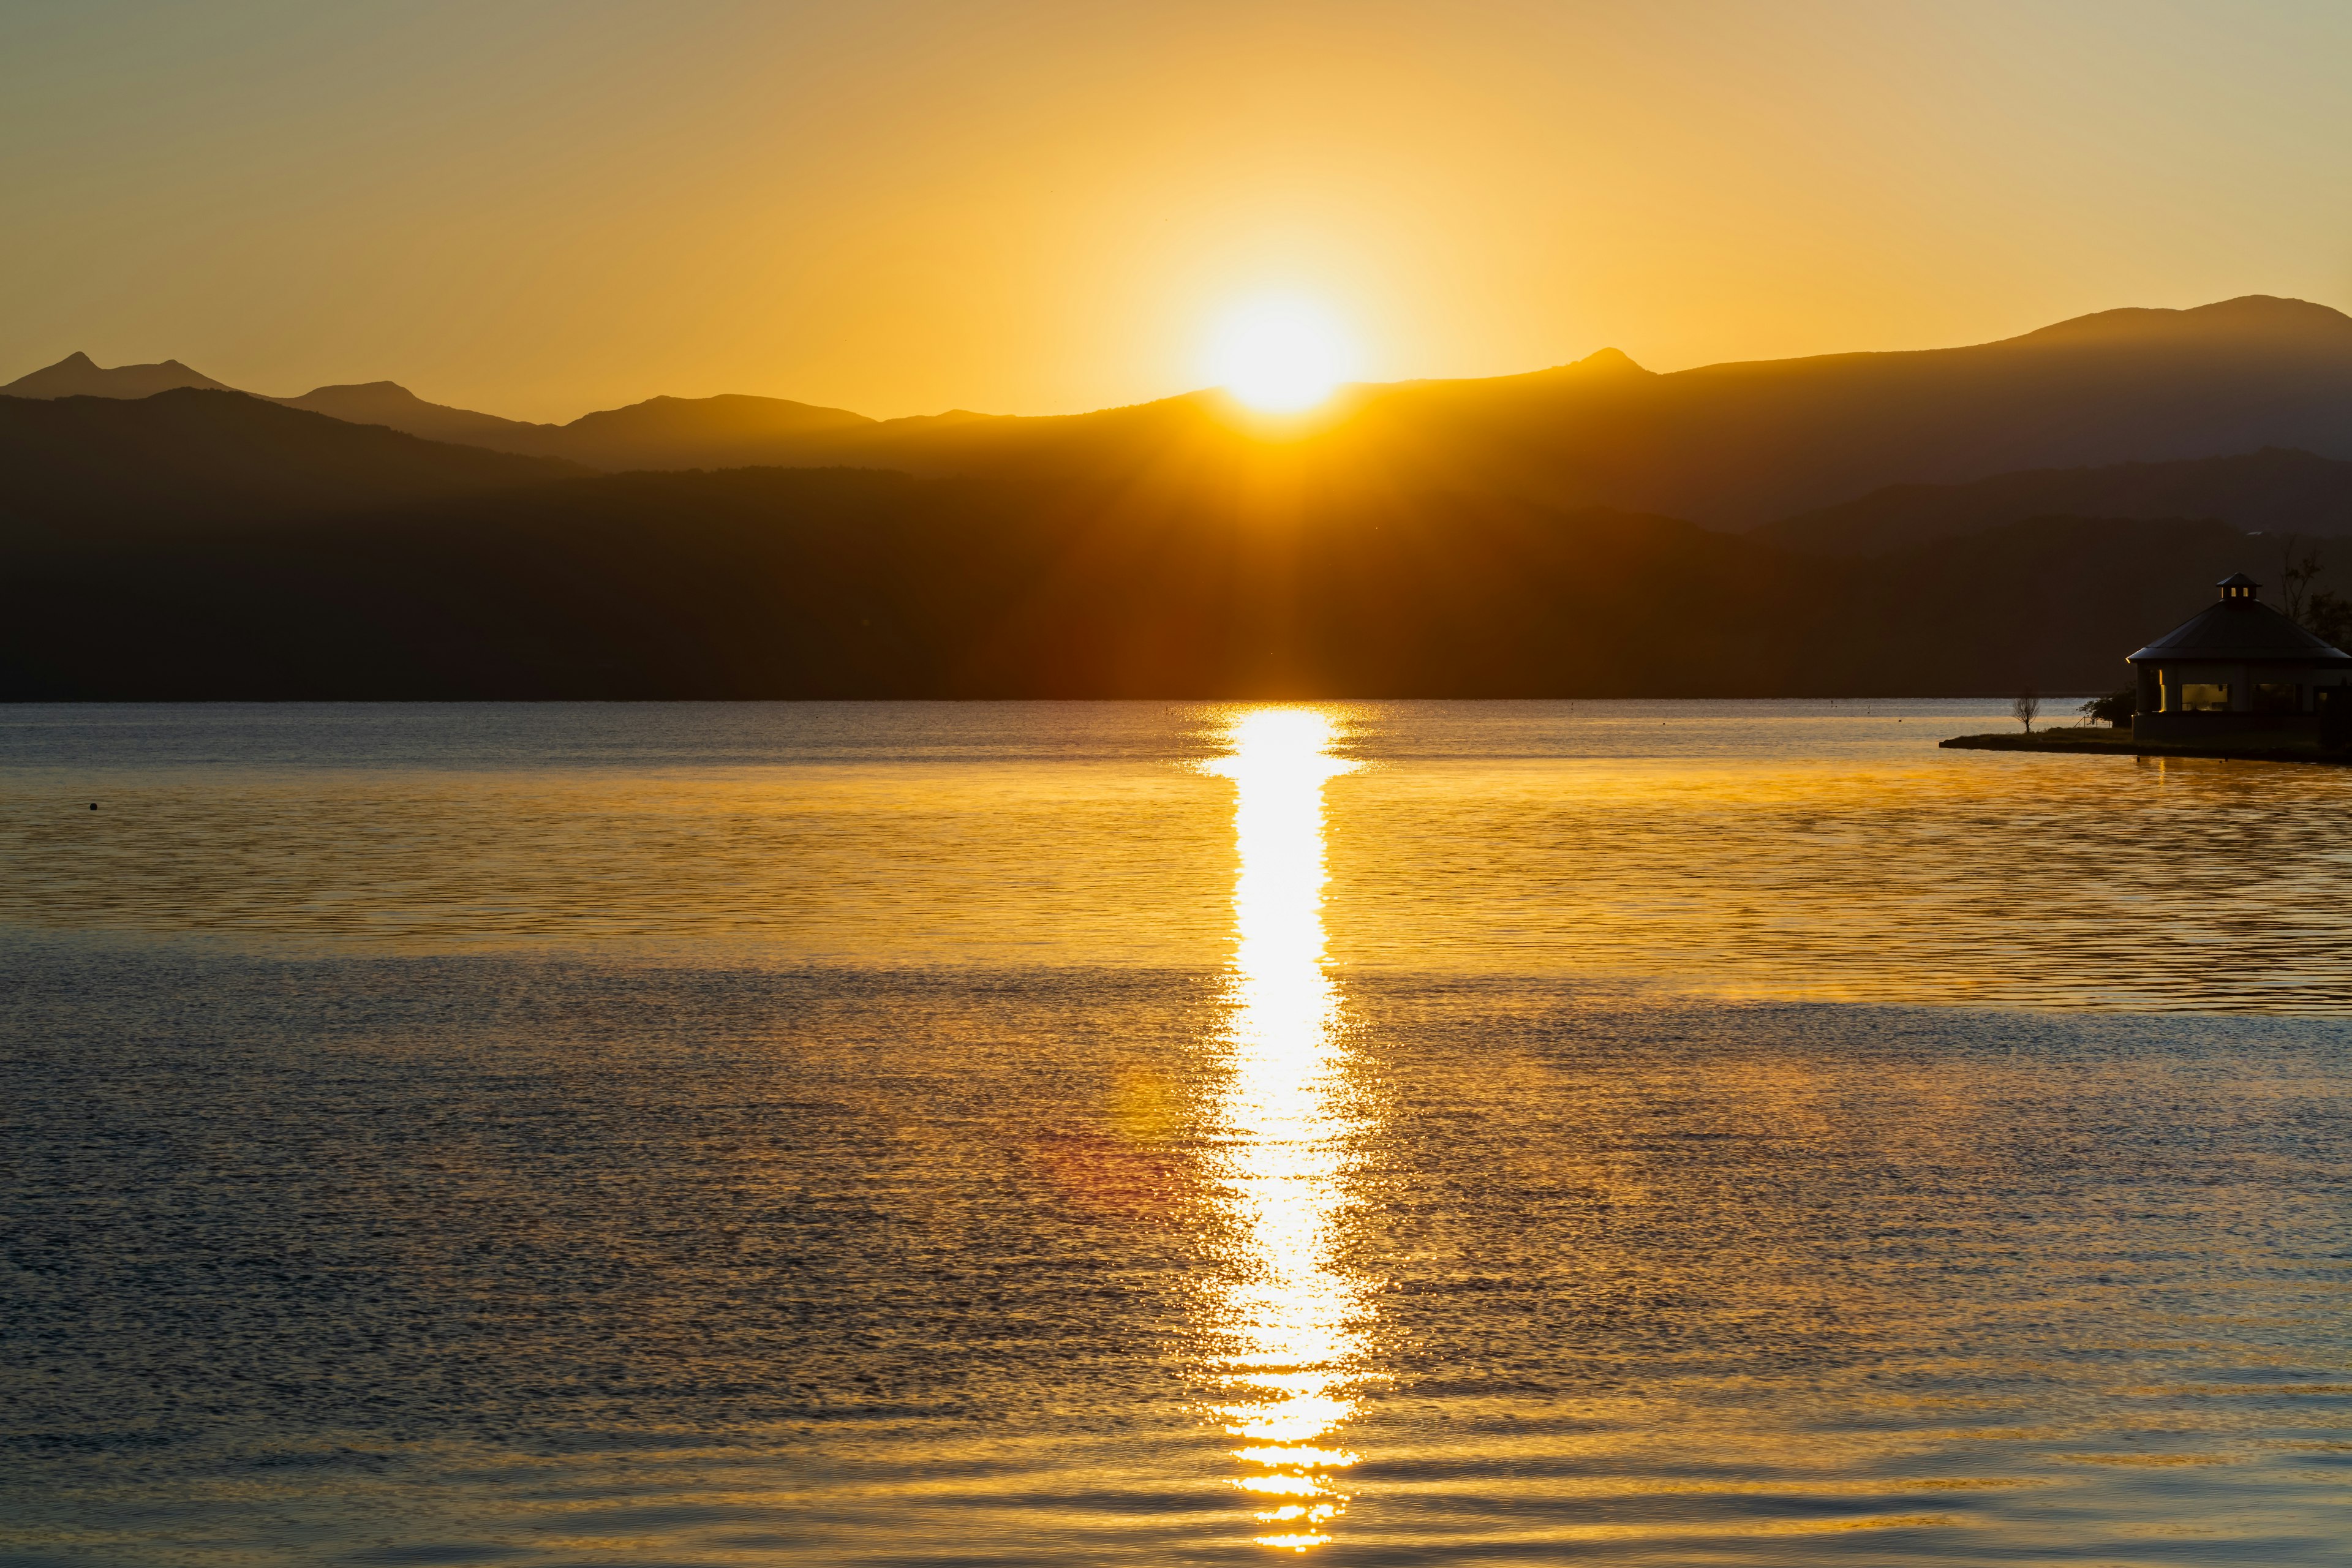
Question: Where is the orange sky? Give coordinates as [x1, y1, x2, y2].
[5, 1, 2351, 422]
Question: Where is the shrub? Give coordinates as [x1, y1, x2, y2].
[2080, 685, 2135, 726]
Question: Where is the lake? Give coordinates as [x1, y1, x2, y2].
[4, 699, 2349, 1566]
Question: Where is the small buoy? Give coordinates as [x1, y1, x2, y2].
[89, 803, 98, 810]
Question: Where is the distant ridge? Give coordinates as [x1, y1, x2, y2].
[1755, 447, 2352, 556]
[3, 352, 237, 399]
[537, 393, 878, 470]
[276, 384, 891, 472]
[12, 293, 2352, 520]
[0, 388, 587, 524]
[0, 453, 2269, 700]
[270, 381, 551, 450]
[2005, 295, 2352, 348]
[2, 377, 2328, 700]
[502, 290, 2352, 523]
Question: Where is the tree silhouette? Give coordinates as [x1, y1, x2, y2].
[2279, 535, 2323, 625]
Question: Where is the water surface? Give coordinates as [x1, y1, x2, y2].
[4, 700, 2348, 1565]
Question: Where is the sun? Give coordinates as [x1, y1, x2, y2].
[1204, 297, 1358, 413]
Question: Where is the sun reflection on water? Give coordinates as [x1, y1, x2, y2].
[1202, 708, 1368, 1551]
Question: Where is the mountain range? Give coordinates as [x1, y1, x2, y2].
[0, 389, 2310, 701]
[7, 295, 2352, 698]
[1755, 446, 2352, 556]
[15, 295, 2352, 528]
[0, 393, 583, 530]
[0, 437, 2263, 700]
[4, 352, 240, 401]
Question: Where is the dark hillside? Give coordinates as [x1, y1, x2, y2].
[1329, 295, 2352, 527]
[0, 374, 2302, 699]
[1756, 448, 2352, 556]
[0, 391, 590, 530]
[552, 295, 2352, 526]
[2, 352, 236, 399]
[1792, 516, 2255, 693]
[0, 453, 2269, 699]
[478, 295, 2352, 526]
[137, 295, 2352, 528]
[271, 381, 555, 451]
[534, 394, 878, 469]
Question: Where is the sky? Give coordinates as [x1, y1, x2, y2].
[6, 0, 2352, 423]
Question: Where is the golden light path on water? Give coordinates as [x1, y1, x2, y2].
[1202, 708, 1368, 1553]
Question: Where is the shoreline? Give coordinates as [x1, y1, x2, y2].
[1941, 730, 2352, 766]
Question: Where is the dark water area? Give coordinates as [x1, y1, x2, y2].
[4, 701, 2350, 1564]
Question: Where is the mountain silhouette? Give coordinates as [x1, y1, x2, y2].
[18, 295, 2352, 522]
[394, 293, 2350, 524]
[270, 381, 551, 450]
[1757, 447, 2352, 556]
[518, 393, 880, 469]
[9, 295, 2352, 699]
[0, 392, 2291, 699]
[442, 293, 2352, 524]
[0, 458, 2260, 700]
[1099, 294, 2352, 527]
[0, 390, 587, 527]
[270, 385, 890, 470]
[4, 352, 238, 399]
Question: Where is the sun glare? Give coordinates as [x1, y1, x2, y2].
[1200, 707, 1368, 1551]
[1204, 298, 1357, 413]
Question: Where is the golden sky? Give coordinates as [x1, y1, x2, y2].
[5, 1, 2350, 422]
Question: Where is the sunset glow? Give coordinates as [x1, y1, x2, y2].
[15, 2, 2352, 1564]
[8, 8, 2351, 420]
[1204, 299, 1359, 413]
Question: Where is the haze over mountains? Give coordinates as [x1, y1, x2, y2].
[6, 295, 2351, 698]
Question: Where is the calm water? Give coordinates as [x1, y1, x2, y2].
[4, 699, 2350, 1566]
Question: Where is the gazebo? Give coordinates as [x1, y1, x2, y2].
[2128, 573, 2352, 744]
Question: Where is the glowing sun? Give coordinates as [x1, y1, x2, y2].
[1204, 297, 1357, 413]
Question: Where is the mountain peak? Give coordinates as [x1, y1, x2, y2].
[287, 380, 428, 403]
[2009, 294, 2352, 348]
[273, 380, 544, 444]
[1569, 347, 1651, 375]
[562, 391, 878, 443]
[3, 352, 236, 399]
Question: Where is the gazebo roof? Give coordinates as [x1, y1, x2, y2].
[2128, 573, 2352, 665]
